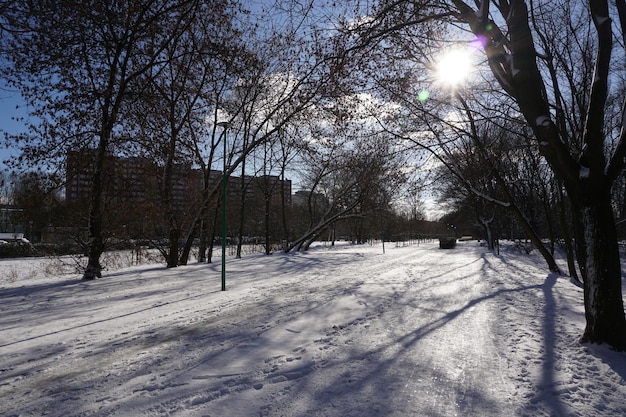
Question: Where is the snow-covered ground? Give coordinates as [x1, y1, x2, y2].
[1, 240, 625, 416]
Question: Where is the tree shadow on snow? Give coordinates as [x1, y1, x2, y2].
[262, 265, 543, 415]
[11, 244, 620, 416]
[515, 273, 569, 416]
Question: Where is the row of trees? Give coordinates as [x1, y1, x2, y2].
[1, 1, 418, 273]
[444, 0, 626, 351]
[337, 0, 626, 350]
[2, 1, 626, 349]
[1, 164, 435, 255]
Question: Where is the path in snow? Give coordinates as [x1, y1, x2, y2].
[254, 244, 513, 416]
[1, 241, 625, 416]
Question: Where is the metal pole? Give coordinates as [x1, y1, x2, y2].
[217, 122, 230, 291]
[221, 140, 227, 291]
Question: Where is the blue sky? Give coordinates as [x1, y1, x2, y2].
[0, 89, 26, 171]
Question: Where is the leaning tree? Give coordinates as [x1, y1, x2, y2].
[446, 0, 626, 350]
[342, 0, 626, 349]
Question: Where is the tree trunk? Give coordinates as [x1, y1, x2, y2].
[280, 169, 290, 246]
[236, 159, 246, 259]
[508, 200, 560, 273]
[178, 220, 197, 266]
[166, 225, 179, 268]
[183, 166, 215, 264]
[83, 137, 108, 280]
[302, 232, 319, 251]
[264, 194, 271, 255]
[577, 195, 626, 349]
[557, 181, 580, 282]
[479, 216, 494, 250]
[540, 188, 556, 255]
[447, 0, 626, 350]
[197, 177, 211, 263]
[198, 218, 208, 263]
[205, 199, 221, 264]
[162, 126, 179, 268]
[571, 208, 589, 284]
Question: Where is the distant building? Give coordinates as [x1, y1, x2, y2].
[65, 150, 292, 210]
[65, 149, 98, 202]
[244, 175, 292, 205]
[0, 204, 23, 232]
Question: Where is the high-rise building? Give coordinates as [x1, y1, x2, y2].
[65, 150, 292, 210]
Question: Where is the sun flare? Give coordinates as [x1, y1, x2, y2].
[435, 49, 473, 86]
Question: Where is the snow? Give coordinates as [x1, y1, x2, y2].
[1, 241, 626, 416]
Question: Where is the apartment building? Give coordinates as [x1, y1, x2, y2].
[65, 150, 292, 210]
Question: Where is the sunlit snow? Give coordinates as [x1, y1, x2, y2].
[1, 241, 625, 416]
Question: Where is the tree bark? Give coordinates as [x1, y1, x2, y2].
[264, 190, 271, 255]
[83, 139, 108, 280]
[556, 180, 580, 282]
[280, 169, 290, 248]
[178, 220, 197, 266]
[198, 217, 208, 263]
[163, 141, 179, 268]
[478, 216, 494, 250]
[236, 158, 247, 259]
[577, 191, 626, 348]
[166, 226, 180, 268]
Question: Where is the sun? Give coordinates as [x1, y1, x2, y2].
[435, 49, 473, 86]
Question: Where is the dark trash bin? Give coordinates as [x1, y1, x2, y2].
[439, 237, 456, 249]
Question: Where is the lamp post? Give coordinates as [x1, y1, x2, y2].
[217, 121, 230, 291]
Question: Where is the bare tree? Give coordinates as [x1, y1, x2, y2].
[339, 0, 626, 348]
[2, 0, 201, 279]
[176, 0, 353, 261]
[444, 0, 626, 349]
[127, 0, 239, 267]
[286, 108, 407, 252]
